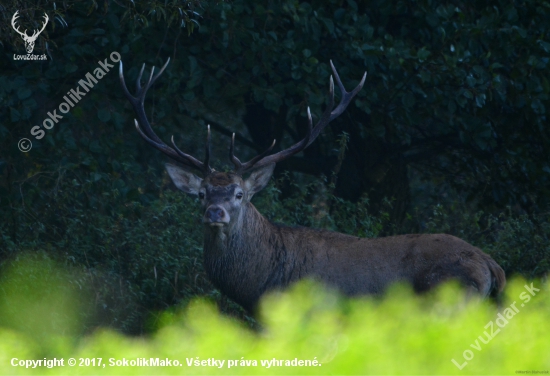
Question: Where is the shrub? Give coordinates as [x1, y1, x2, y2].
[0, 257, 548, 375]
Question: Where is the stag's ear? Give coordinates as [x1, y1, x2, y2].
[244, 163, 275, 198]
[165, 163, 202, 195]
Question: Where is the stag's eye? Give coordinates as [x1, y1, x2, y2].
[236, 192, 243, 200]
[199, 192, 205, 199]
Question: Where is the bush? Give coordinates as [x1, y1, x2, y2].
[0, 257, 548, 375]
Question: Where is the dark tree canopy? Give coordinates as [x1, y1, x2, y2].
[3, 0, 550, 212]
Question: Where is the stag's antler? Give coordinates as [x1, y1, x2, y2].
[230, 61, 366, 175]
[120, 58, 365, 177]
[119, 58, 213, 175]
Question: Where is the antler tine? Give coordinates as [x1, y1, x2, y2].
[136, 63, 145, 94]
[237, 139, 277, 174]
[229, 133, 277, 174]
[230, 109, 312, 175]
[170, 134, 209, 172]
[144, 63, 158, 93]
[306, 76, 336, 147]
[119, 59, 168, 144]
[306, 61, 366, 145]
[232, 61, 365, 174]
[229, 133, 243, 171]
[120, 58, 211, 175]
[328, 60, 367, 121]
[229, 133, 243, 170]
[134, 119, 193, 164]
[204, 125, 213, 174]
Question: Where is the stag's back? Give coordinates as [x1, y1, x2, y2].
[278, 228, 505, 297]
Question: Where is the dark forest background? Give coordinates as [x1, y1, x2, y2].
[1, 0, 549, 334]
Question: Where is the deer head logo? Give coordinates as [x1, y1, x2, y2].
[11, 11, 49, 54]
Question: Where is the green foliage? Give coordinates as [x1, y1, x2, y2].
[484, 212, 550, 278]
[0, 258, 549, 375]
[0, 253, 90, 350]
[257, 174, 387, 238]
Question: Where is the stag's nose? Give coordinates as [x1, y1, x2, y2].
[204, 205, 229, 225]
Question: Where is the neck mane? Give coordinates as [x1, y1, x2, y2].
[202, 202, 289, 311]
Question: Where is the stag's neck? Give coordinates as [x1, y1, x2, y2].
[203, 203, 306, 311]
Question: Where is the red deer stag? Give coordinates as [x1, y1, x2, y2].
[119, 58, 505, 312]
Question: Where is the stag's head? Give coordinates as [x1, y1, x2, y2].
[165, 162, 274, 228]
[119, 58, 365, 229]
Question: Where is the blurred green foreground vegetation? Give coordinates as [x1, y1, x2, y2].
[0, 256, 548, 375]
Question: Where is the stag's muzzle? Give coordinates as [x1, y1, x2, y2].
[204, 205, 230, 226]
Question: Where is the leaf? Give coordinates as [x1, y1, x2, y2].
[538, 40, 550, 53]
[531, 98, 545, 114]
[17, 87, 32, 100]
[320, 18, 334, 34]
[10, 107, 21, 122]
[89, 140, 102, 153]
[417, 47, 431, 61]
[126, 188, 140, 201]
[97, 109, 111, 122]
[401, 92, 415, 108]
[475, 94, 486, 108]
[65, 64, 78, 74]
[203, 77, 220, 98]
[346, 0, 358, 11]
[512, 26, 526, 38]
[334, 8, 346, 20]
[456, 96, 467, 108]
[448, 99, 457, 113]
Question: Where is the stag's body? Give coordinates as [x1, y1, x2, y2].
[120, 57, 505, 312]
[201, 179, 504, 311]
